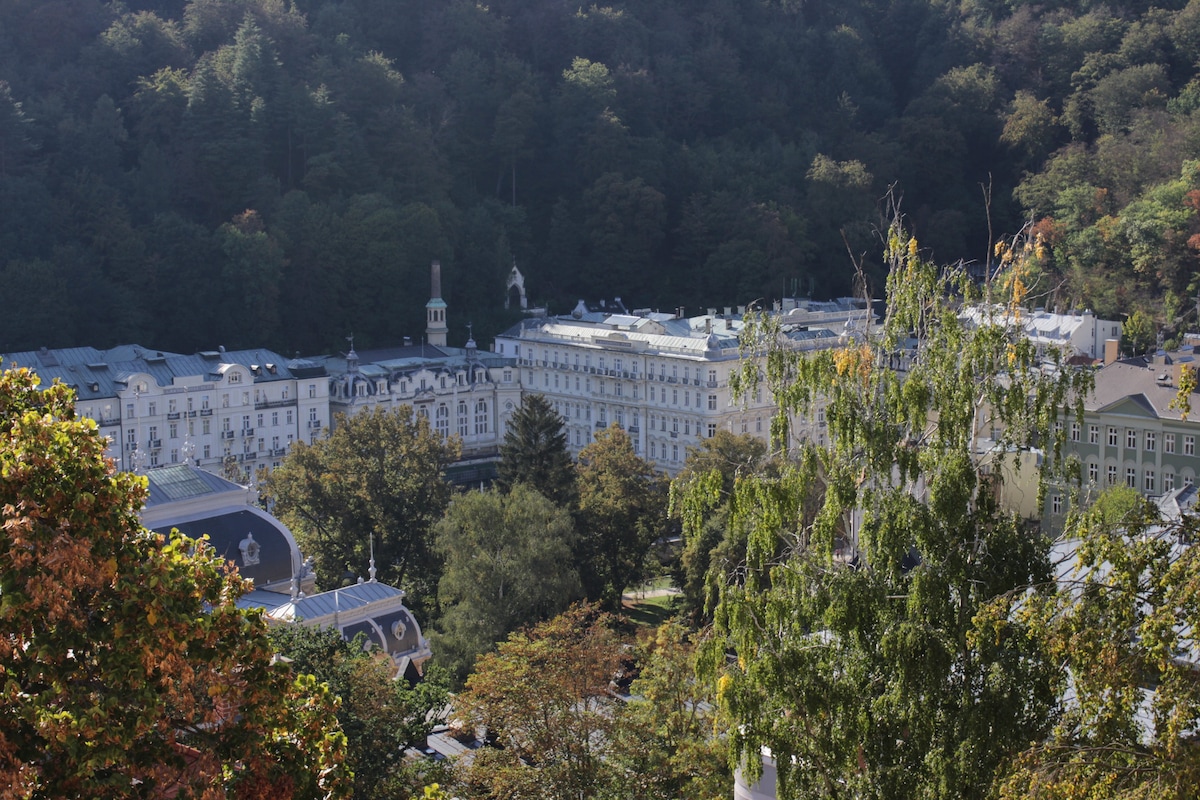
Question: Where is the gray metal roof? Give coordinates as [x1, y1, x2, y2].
[144, 464, 243, 507]
[3, 344, 325, 403]
[271, 582, 406, 621]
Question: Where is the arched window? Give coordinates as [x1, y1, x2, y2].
[436, 404, 449, 438]
[475, 400, 489, 435]
[458, 401, 469, 437]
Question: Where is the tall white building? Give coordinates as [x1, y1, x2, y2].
[4, 344, 329, 480]
[492, 299, 871, 474]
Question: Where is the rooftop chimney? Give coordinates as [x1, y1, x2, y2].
[1104, 338, 1119, 366]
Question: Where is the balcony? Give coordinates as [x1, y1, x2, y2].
[628, 426, 640, 433]
[596, 421, 607, 429]
[706, 380, 718, 388]
[670, 431, 679, 438]
[221, 430, 236, 439]
[166, 412, 181, 420]
[241, 428, 255, 437]
[308, 420, 322, 429]
[186, 410, 198, 418]
[255, 397, 297, 410]
[199, 408, 213, 417]
[148, 439, 162, 449]
[272, 447, 288, 456]
[242, 452, 257, 461]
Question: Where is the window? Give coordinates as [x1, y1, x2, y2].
[1187, 474, 1195, 488]
[672, 390, 678, 405]
[242, 415, 250, 430]
[168, 399, 177, 414]
[708, 369, 717, 384]
[1108, 427, 1118, 446]
[1088, 462, 1098, 483]
[707, 423, 717, 438]
[650, 442, 657, 458]
[708, 394, 717, 410]
[436, 405, 449, 437]
[203, 419, 211, 435]
[1107, 465, 1117, 486]
[1127, 467, 1137, 488]
[169, 423, 177, 439]
[229, 372, 241, 384]
[257, 413, 264, 428]
[684, 391, 690, 406]
[1127, 428, 1137, 448]
[1187, 436, 1196, 456]
[672, 445, 679, 461]
[201, 396, 210, 410]
[1051, 494, 1063, 514]
[1146, 431, 1156, 451]
[1089, 425, 1099, 444]
[286, 410, 293, 425]
[1166, 433, 1176, 453]
[756, 417, 763, 433]
[1070, 422, 1080, 442]
[475, 400, 489, 435]
[271, 411, 278, 426]
[1165, 471, 1175, 491]
[203, 444, 211, 459]
[1145, 469, 1156, 493]
[309, 384, 316, 398]
[458, 402, 469, 436]
[126, 403, 135, 419]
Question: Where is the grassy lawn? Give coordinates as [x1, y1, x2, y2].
[622, 590, 678, 629]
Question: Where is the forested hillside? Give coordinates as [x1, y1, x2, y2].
[4, 0, 1200, 354]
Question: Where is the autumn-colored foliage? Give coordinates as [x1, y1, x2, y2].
[0, 367, 350, 799]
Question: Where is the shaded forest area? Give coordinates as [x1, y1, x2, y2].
[5, 0, 1200, 355]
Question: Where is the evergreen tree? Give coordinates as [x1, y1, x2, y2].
[495, 393, 575, 506]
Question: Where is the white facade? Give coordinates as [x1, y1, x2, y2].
[493, 303, 862, 475]
[321, 340, 522, 470]
[7, 345, 329, 481]
[960, 305, 1122, 360]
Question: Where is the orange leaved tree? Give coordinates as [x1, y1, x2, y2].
[0, 367, 350, 799]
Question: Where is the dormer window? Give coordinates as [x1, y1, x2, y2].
[229, 371, 241, 384]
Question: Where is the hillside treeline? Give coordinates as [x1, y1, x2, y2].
[3, 0, 1200, 354]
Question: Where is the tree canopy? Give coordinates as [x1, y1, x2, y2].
[262, 406, 459, 611]
[267, 624, 451, 800]
[0, 366, 349, 799]
[574, 424, 665, 610]
[7, 1, 1200, 353]
[694, 219, 1092, 800]
[431, 483, 580, 684]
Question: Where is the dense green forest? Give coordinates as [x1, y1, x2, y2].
[4, 0, 1200, 355]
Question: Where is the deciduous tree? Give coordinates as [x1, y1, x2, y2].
[268, 624, 450, 800]
[575, 424, 666, 610]
[432, 484, 580, 683]
[263, 406, 460, 611]
[696, 219, 1090, 800]
[0, 367, 349, 799]
[453, 605, 623, 800]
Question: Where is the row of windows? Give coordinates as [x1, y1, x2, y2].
[1069, 422, 1197, 455]
[1082, 461, 1196, 493]
[420, 401, 490, 437]
[124, 384, 320, 419]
